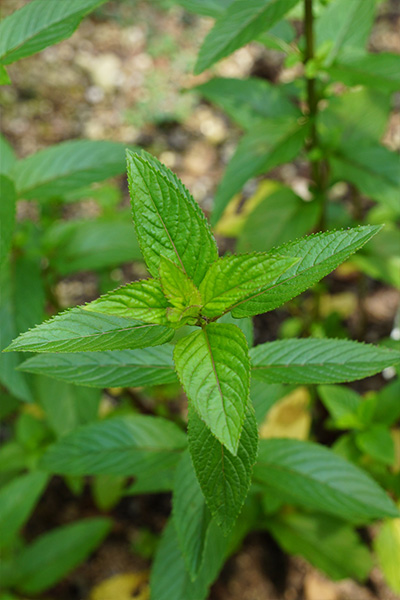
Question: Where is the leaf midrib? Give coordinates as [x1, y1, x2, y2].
[139, 169, 188, 275]
[229, 233, 373, 314]
[10, 321, 163, 351]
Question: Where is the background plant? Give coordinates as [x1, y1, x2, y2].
[1, 0, 400, 599]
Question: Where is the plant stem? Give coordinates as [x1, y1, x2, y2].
[304, 0, 326, 231]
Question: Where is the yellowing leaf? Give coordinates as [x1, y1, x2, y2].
[392, 429, 400, 473]
[215, 180, 280, 237]
[259, 386, 311, 440]
[90, 572, 149, 600]
[319, 292, 357, 318]
[374, 517, 400, 594]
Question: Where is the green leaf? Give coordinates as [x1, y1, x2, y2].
[320, 88, 390, 147]
[212, 118, 307, 225]
[159, 255, 201, 312]
[373, 379, 400, 426]
[43, 217, 143, 275]
[374, 518, 400, 595]
[251, 338, 400, 384]
[218, 312, 253, 347]
[176, 0, 234, 18]
[318, 384, 363, 428]
[195, 77, 299, 130]
[315, 0, 376, 65]
[199, 252, 297, 318]
[127, 151, 218, 285]
[0, 134, 17, 175]
[12, 140, 128, 200]
[125, 465, 176, 495]
[84, 279, 169, 325]
[0, 471, 48, 550]
[232, 225, 381, 318]
[5, 308, 173, 353]
[174, 323, 250, 454]
[40, 415, 186, 476]
[328, 50, 400, 93]
[356, 425, 395, 466]
[188, 404, 258, 535]
[14, 255, 45, 335]
[173, 450, 211, 580]
[0, 0, 107, 65]
[0, 176, 16, 265]
[330, 144, 400, 213]
[19, 346, 177, 388]
[5, 518, 111, 594]
[194, 0, 300, 74]
[354, 227, 400, 289]
[254, 439, 399, 522]
[0, 64, 11, 84]
[150, 518, 229, 600]
[265, 512, 372, 581]
[237, 185, 320, 253]
[250, 380, 289, 424]
[35, 378, 100, 437]
[0, 263, 33, 402]
[92, 474, 125, 511]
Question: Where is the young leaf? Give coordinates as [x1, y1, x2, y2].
[4, 518, 111, 595]
[12, 140, 128, 200]
[188, 404, 258, 535]
[315, 0, 375, 65]
[232, 225, 382, 317]
[19, 346, 177, 388]
[0, 0, 107, 65]
[212, 118, 307, 225]
[159, 255, 202, 311]
[254, 439, 399, 522]
[0, 175, 16, 265]
[194, 0, 300, 74]
[237, 186, 320, 253]
[5, 308, 173, 353]
[40, 415, 186, 476]
[199, 252, 298, 318]
[150, 518, 229, 600]
[250, 338, 400, 384]
[173, 450, 211, 580]
[195, 77, 299, 130]
[0, 471, 48, 550]
[127, 151, 218, 285]
[174, 323, 250, 454]
[84, 279, 169, 325]
[265, 512, 372, 581]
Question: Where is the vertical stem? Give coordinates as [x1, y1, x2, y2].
[304, 0, 326, 230]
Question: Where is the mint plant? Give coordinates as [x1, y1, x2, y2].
[2, 0, 400, 597]
[5, 151, 400, 597]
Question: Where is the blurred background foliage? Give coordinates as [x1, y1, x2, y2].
[0, 0, 399, 599]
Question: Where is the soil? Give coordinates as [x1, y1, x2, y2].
[1, 1, 400, 599]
